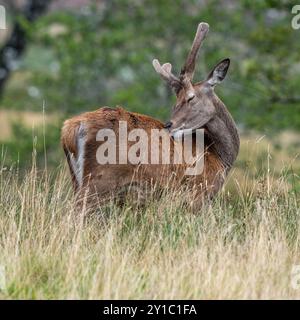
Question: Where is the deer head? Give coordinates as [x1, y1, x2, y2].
[152, 22, 231, 139]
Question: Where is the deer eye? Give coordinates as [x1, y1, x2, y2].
[187, 94, 195, 103]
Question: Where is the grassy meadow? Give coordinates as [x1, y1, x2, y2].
[0, 0, 300, 300]
[0, 126, 300, 299]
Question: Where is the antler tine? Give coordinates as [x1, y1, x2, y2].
[181, 22, 209, 80]
[152, 59, 181, 88]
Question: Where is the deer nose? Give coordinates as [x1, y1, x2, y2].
[164, 121, 173, 129]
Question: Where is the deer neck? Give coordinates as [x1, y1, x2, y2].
[205, 96, 240, 171]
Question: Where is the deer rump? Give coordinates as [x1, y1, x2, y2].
[61, 106, 225, 209]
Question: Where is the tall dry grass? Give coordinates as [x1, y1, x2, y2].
[0, 133, 300, 299]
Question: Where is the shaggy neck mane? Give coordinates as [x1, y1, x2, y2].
[205, 94, 240, 171]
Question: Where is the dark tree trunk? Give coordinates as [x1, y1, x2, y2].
[0, 0, 51, 95]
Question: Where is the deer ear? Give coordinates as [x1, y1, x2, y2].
[206, 58, 230, 86]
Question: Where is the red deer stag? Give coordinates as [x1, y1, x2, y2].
[61, 22, 240, 210]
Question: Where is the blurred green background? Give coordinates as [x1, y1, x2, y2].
[0, 0, 299, 168]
